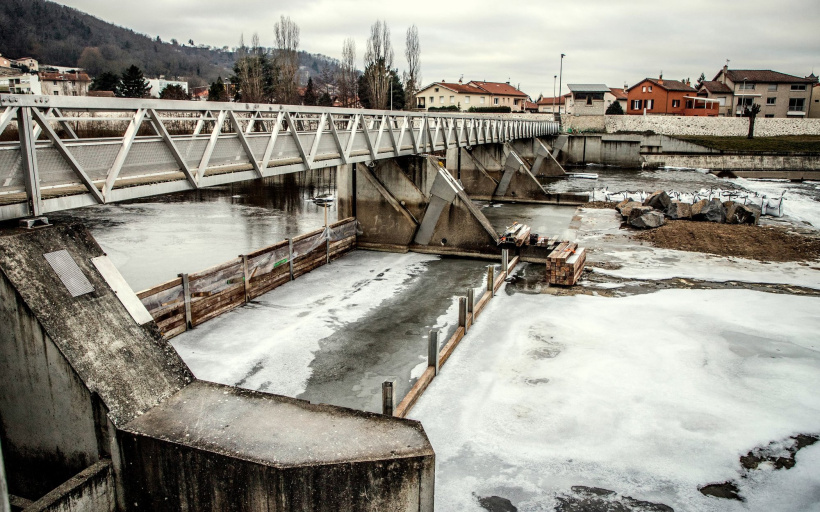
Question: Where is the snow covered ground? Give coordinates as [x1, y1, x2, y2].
[410, 289, 820, 511]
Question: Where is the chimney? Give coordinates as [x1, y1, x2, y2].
[658, 72, 663, 85]
[722, 64, 728, 85]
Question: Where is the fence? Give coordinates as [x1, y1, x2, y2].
[137, 217, 357, 338]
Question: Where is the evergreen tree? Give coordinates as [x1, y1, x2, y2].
[696, 72, 706, 89]
[159, 84, 190, 100]
[317, 91, 333, 107]
[118, 65, 151, 98]
[90, 71, 120, 92]
[357, 72, 373, 109]
[208, 77, 226, 102]
[605, 101, 624, 115]
[389, 70, 405, 110]
[303, 77, 318, 105]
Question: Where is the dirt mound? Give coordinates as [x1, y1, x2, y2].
[634, 221, 820, 262]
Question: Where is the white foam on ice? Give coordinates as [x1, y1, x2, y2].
[171, 250, 438, 397]
[410, 289, 820, 511]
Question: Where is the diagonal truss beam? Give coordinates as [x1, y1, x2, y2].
[103, 108, 146, 200]
[147, 109, 199, 188]
[228, 110, 263, 178]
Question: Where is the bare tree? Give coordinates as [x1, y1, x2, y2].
[274, 16, 301, 104]
[338, 37, 357, 107]
[234, 33, 267, 103]
[403, 25, 421, 110]
[364, 20, 394, 110]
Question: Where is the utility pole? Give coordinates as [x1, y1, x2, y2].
[553, 75, 557, 110]
[559, 53, 565, 115]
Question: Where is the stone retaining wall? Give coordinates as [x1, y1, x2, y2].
[605, 115, 820, 136]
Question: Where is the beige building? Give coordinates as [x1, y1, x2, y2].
[0, 53, 10, 68]
[40, 71, 91, 96]
[13, 57, 39, 72]
[415, 80, 529, 111]
[810, 82, 820, 119]
[700, 67, 815, 118]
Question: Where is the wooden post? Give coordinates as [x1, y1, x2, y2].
[458, 297, 467, 329]
[467, 289, 474, 314]
[180, 273, 193, 330]
[241, 254, 250, 303]
[326, 232, 331, 264]
[502, 249, 509, 278]
[382, 381, 395, 416]
[288, 238, 294, 281]
[487, 265, 494, 297]
[428, 329, 440, 376]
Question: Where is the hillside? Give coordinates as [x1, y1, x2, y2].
[0, 0, 341, 88]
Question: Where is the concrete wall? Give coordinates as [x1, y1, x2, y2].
[0, 272, 102, 499]
[23, 461, 116, 512]
[561, 115, 606, 133]
[605, 115, 820, 136]
[558, 135, 642, 166]
[1, 439, 8, 512]
[643, 153, 820, 178]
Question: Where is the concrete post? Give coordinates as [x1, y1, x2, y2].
[502, 249, 509, 278]
[336, 164, 355, 220]
[428, 329, 440, 376]
[487, 265, 495, 296]
[382, 381, 395, 416]
[467, 289, 474, 315]
[458, 297, 467, 330]
[0, 438, 9, 512]
[180, 272, 193, 329]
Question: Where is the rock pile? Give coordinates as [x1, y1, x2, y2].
[616, 191, 761, 229]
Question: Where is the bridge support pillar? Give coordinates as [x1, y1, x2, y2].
[351, 156, 501, 257]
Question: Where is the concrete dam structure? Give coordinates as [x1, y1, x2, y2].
[0, 95, 582, 510]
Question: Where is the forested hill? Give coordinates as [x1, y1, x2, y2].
[0, 0, 341, 87]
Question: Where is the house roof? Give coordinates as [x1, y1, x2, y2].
[88, 90, 116, 97]
[417, 81, 486, 95]
[567, 84, 611, 93]
[469, 81, 528, 97]
[715, 69, 815, 84]
[700, 81, 732, 94]
[537, 96, 564, 105]
[628, 78, 695, 93]
[40, 71, 91, 82]
[523, 101, 538, 110]
[609, 87, 627, 100]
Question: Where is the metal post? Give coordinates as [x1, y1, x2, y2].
[288, 238, 294, 281]
[559, 53, 565, 115]
[382, 381, 395, 416]
[17, 106, 42, 216]
[487, 265, 495, 296]
[428, 329, 440, 376]
[502, 249, 509, 278]
[241, 255, 250, 303]
[458, 297, 467, 329]
[467, 288, 474, 315]
[180, 273, 193, 330]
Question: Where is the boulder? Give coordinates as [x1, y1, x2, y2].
[691, 198, 726, 223]
[666, 201, 692, 220]
[616, 198, 632, 213]
[627, 205, 653, 223]
[619, 201, 644, 219]
[726, 202, 760, 225]
[644, 190, 672, 211]
[630, 210, 666, 229]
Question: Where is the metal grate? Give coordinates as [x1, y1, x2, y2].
[44, 250, 95, 297]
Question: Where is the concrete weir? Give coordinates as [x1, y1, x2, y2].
[0, 224, 434, 511]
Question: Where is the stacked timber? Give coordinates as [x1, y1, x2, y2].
[546, 242, 586, 286]
[499, 222, 532, 247]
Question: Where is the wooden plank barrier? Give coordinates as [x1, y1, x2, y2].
[394, 255, 520, 418]
[136, 218, 358, 339]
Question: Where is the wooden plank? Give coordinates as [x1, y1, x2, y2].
[246, 239, 289, 259]
[189, 258, 243, 282]
[394, 367, 435, 418]
[292, 227, 325, 243]
[438, 326, 465, 367]
[473, 290, 492, 318]
[137, 277, 182, 300]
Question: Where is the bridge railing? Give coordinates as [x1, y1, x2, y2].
[0, 94, 559, 221]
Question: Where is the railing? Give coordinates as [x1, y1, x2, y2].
[137, 217, 357, 339]
[0, 95, 559, 221]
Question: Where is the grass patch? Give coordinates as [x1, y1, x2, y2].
[675, 135, 820, 153]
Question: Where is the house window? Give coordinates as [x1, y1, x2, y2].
[72, 91, 77, 96]
[765, 114, 774, 118]
[789, 98, 805, 111]
[440, 96, 444, 104]
[739, 83, 755, 90]
[766, 97, 776, 105]
[429, 96, 434, 104]
[450, 96, 455, 104]
[465, 96, 470, 104]
[768, 84, 777, 91]
[53, 80, 58, 85]
[631, 99, 642, 110]
[648, 86, 653, 92]
[480, 97, 485, 104]
[641, 86, 646, 92]
[53, 91, 59, 95]
[435, 88, 439, 92]
[494, 98, 499, 105]
[737, 97, 754, 108]
[672, 99, 680, 108]
[586, 96, 592, 105]
[791, 84, 807, 91]
[645, 99, 654, 110]
[718, 97, 726, 106]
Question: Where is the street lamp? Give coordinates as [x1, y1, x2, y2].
[558, 54, 565, 114]
[553, 75, 557, 111]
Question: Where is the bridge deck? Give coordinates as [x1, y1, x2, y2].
[0, 95, 558, 220]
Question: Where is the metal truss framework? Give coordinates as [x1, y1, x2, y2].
[0, 95, 559, 221]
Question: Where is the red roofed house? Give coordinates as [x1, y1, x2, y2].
[536, 95, 568, 114]
[626, 76, 716, 116]
[415, 79, 529, 111]
[39, 71, 91, 96]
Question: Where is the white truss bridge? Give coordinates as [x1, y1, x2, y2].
[0, 94, 559, 221]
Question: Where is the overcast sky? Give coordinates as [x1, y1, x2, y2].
[54, 0, 820, 98]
